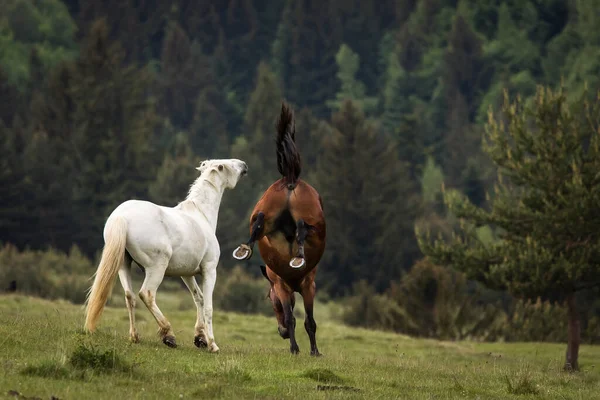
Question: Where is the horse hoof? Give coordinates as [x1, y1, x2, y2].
[289, 257, 305, 269]
[278, 325, 289, 339]
[233, 244, 252, 260]
[194, 335, 208, 348]
[290, 346, 300, 355]
[130, 333, 140, 344]
[163, 335, 177, 348]
[311, 351, 322, 357]
[209, 342, 220, 353]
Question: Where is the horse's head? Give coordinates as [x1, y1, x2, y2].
[196, 159, 248, 189]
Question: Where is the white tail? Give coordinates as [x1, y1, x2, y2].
[84, 216, 128, 332]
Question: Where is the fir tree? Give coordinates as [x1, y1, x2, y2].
[312, 100, 419, 295]
[67, 19, 159, 255]
[418, 86, 600, 371]
[189, 85, 230, 158]
[149, 133, 201, 207]
[326, 44, 377, 114]
[158, 22, 213, 130]
[0, 120, 32, 248]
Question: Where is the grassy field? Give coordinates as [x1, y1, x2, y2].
[1, 293, 599, 400]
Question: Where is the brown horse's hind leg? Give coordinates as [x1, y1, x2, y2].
[261, 266, 289, 339]
[233, 212, 265, 260]
[301, 270, 321, 356]
[272, 290, 290, 339]
[289, 219, 309, 269]
[273, 281, 299, 354]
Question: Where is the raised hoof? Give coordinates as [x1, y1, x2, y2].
[162, 335, 177, 348]
[278, 325, 289, 339]
[233, 244, 252, 260]
[289, 257, 305, 269]
[208, 342, 220, 353]
[194, 335, 208, 348]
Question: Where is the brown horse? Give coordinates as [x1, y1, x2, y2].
[232, 102, 326, 356]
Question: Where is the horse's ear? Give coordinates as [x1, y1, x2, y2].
[260, 265, 271, 283]
[196, 161, 207, 171]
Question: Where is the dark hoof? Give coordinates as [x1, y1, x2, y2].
[278, 325, 289, 339]
[289, 257, 305, 269]
[194, 335, 208, 348]
[311, 351, 323, 357]
[233, 244, 252, 260]
[290, 345, 300, 354]
[162, 335, 177, 348]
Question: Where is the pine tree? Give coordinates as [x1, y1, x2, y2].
[239, 61, 284, 185]
[311, 100, 419, 295]
[442, 14, 490, 189]
[278, 0, 343, 118]
[158, 22, 213, 130]
[0, 120, 33, 248]
[326, 44, 377, 114]
[418, 86, 600, 371]
[67, 19, 159, 255]
[23, 61, 78, 252]
[380, 50, 411, 134]
[270, 0, 292, 86]
[189, 85, 230, 158]
[149, 133, 201, 207]
[0, 67, 23, 127]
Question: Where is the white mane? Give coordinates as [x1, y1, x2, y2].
[186, 172, 221, 203]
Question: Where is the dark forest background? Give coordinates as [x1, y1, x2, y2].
[1, 0, 599, 343]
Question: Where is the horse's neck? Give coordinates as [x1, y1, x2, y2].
[184, 178, 225, 232]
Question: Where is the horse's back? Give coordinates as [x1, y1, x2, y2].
[106, 200, 210, 273]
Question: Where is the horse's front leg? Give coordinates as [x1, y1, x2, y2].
[233, 211, 265, 260]
[290, 219, 310, 269]
[200, 264, 220, 353]
[181, 276, 207, 348]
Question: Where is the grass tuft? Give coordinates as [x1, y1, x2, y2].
[69, 342, 132, 374]
[504, 373, 539, 395]
[301, 368, 344, 384]
[21, 361, 71, 380]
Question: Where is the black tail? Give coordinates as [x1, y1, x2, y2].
[276, 102, 302, 188]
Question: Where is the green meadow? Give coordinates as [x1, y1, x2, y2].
[1, 293, 599, 400]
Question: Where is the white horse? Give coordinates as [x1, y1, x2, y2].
[84, 158, 248, 353]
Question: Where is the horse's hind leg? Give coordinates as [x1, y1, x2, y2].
[273, 281, 299, 354]
[118, 256, 139, 343]
[181, 276, 207, 348]
[300, 269, 321, 356]
[290, 219, 309, 269]
[233, 212, 265, 260]
[138, 265, 177, 348]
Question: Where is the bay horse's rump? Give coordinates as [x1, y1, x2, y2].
[252, 179, 325, 285]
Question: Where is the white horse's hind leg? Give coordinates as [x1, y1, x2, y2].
[118, 263, 139, 343]
[181, 276, 207, 348]
[138, 265, 177, 348]
[201, 265, 219, 353]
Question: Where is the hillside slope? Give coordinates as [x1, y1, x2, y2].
[0, 295, 598, 399]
